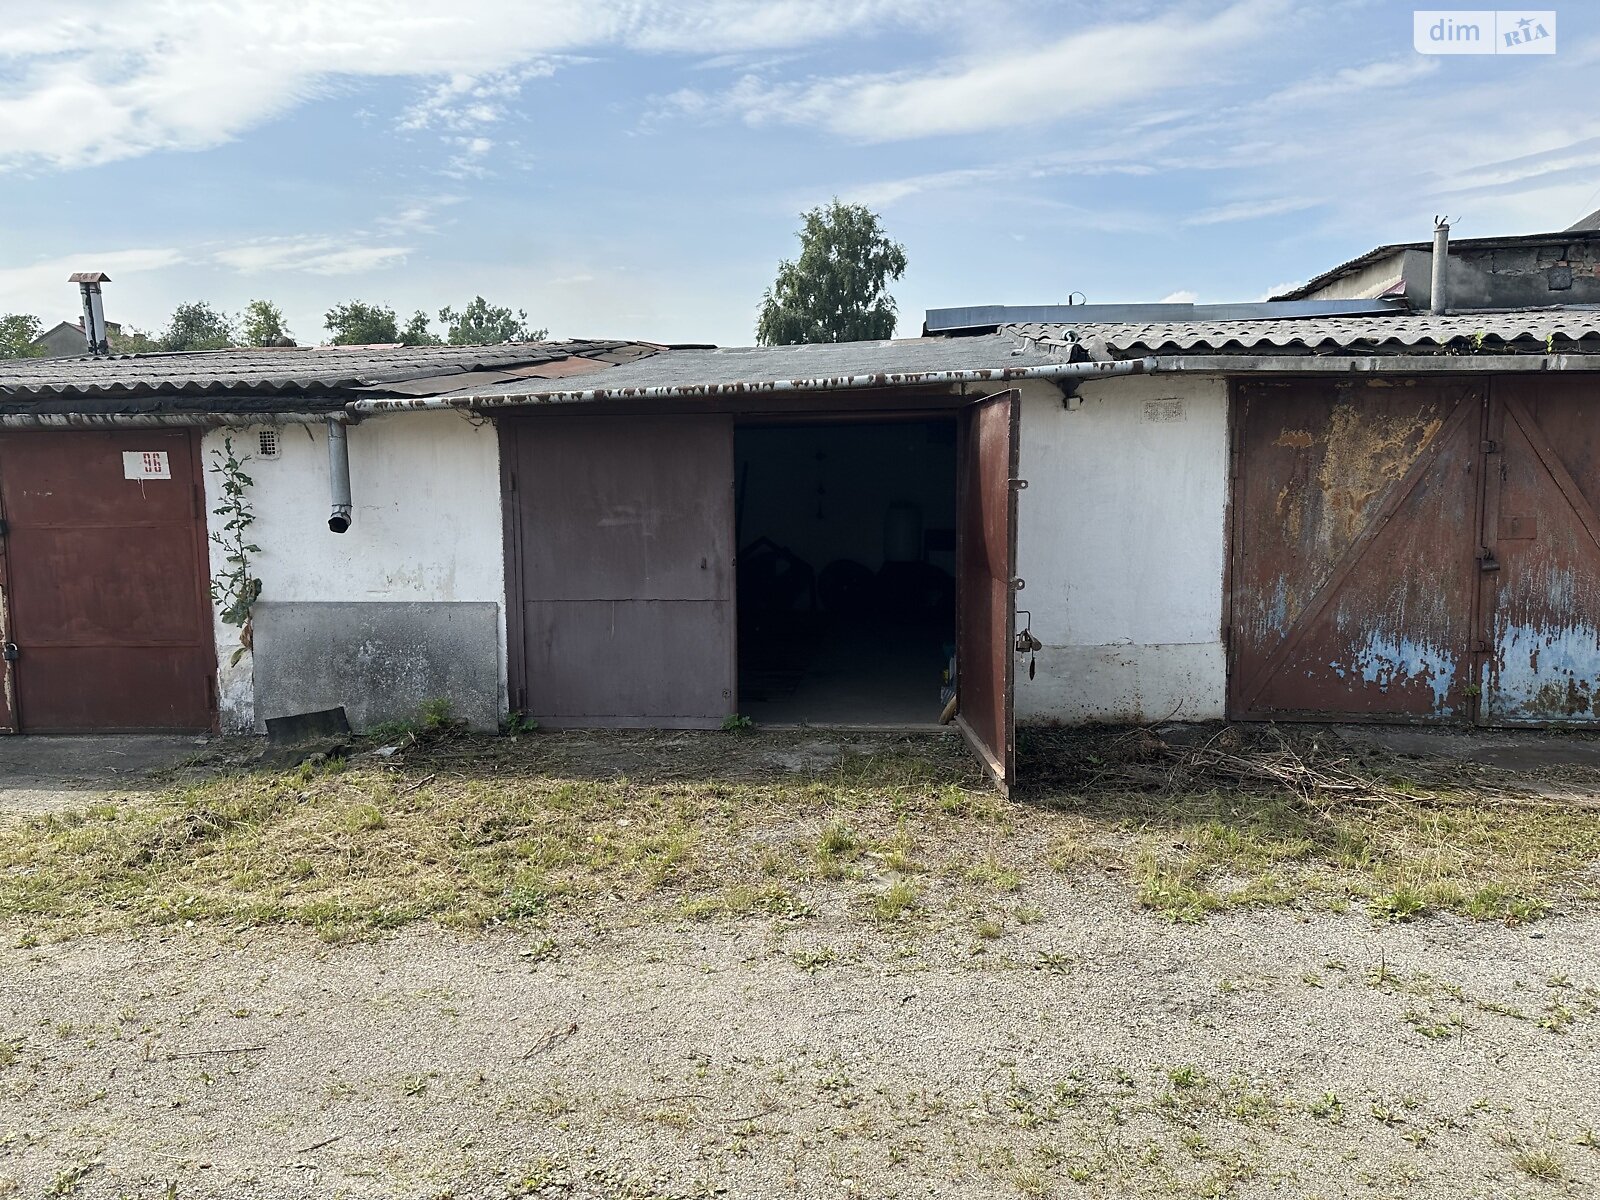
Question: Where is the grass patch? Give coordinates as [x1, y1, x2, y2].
[1029, 724, 1600, 925]
[0, 732, 983, 941]
[3, 723, 1597, 939]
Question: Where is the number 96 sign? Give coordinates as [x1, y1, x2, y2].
[122, 450, 172, 480]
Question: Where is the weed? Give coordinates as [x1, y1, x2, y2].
[720, 714, 754, 733]
[872, 879, 920, 922]
[419, 698, 459, 731]
[1404, 1007, 1468, 1040]
[49, 1163, 94, 1196]
[1309, 1092, 1344, 1121]
[1369, 886, 1427, 922]
[503, 711, 540, 736]
[1012, 1168, 1049, 1196]
[1538, 1003, 1575, 1033]
[966, 855, 1023, 893]
[519, 938, 558, 965]
[1512, 1148, 1565, 1181]
[791, 945, 837, 973]
[1168, 1065, 1207, 1090]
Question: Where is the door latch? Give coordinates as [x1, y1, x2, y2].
[2, 643, 16, 662]
[1014, 610, 1041, 680]
[1477, 549, 1500, 572]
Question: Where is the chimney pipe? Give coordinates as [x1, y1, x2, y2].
[1429, 218, 1450, 316]
[68, 272, 111, 355]
[326, 418, 353, 533]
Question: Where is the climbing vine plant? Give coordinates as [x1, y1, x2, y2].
[208, 436, 262, 665]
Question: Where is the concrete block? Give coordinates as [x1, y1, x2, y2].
[253, 601, 500, 732]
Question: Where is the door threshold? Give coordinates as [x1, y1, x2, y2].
[754, 721, 956, 734]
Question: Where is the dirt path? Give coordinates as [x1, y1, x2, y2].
[2, 879, 1596, 1199]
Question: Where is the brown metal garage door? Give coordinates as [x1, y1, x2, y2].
[0, 430, 215, 733]
[501, 414, 737, 728]
[955, 389, 1020, 792]
[1480, 378, 1600, 723]
[1229, 377, 1600, 727]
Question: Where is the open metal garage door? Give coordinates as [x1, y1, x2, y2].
[0, 430, 215, 733]
[502, 414, 737, 728]
[956, 389, 1021, 792]
[1229, 376, 1600, 727]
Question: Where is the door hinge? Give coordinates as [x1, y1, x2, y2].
[1011, 577, 1027, 591]
[1009, 478, 1029, 490]
[2, 643, 17, 662]
[1480, 439, 1499, 454]
[0, 517, 7, 537]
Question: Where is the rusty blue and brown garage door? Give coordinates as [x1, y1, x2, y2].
[0, 430, 216, 733]
[1229, 376, 1600, 726]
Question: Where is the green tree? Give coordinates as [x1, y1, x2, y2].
[108, 326, 162, 355]
[0, 313, 44, 359]
[240, 299, 293, 347]
[324, 300, 399, 345]
[399, 310, 443, 346]
[161, 301, 235, 351]
[756, 199, 907, 346]
[439, 295, 546, 345]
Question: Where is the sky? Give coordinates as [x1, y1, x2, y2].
[1, 0, 1597, 347]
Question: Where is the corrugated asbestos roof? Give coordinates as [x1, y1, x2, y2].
[1006, 310, 1600, 359]
[432, 334, 1062, 403]
[0, 340, 661, 411]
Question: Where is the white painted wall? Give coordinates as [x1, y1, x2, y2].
[202, 411, 506, 731]
[1014, 373, 1230, 723]
[199, 376, 1232, 733]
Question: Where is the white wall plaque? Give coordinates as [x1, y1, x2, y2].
[122, 450, 172, 480]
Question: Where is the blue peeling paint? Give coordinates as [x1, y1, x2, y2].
[1338, 630, 1457, 715]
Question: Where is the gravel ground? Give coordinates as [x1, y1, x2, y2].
[2, 875, 1596, 1199]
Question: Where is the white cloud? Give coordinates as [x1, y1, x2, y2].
[1265, 57, 1438, 105]
[1182, 196, 1317, 227]
[1158, 289, 1198, 304]
[670, 0, 1284, 141]
[0, 2, 938, 171]
[210, 237, 411, 276]
[0, 248, 187, 318]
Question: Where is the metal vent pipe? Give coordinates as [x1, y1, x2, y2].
[1430, 218, 1450, 316]
[326, 418, 352, 533]
[69, 272, 110, 355]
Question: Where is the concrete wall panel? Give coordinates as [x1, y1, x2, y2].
[252, 601, 500, 732]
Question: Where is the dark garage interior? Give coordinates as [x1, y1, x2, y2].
[734, 418, 957, 725]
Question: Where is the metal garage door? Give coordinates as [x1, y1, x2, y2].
[1480, 378, 1600, 723]
[501, 414, 737, 728]
[0, 430, 215, 733]
[955, 388, 1021, 792]
[1229, 377, 1600, 727]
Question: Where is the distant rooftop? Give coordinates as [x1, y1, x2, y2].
[1270, 227, 1600, 302]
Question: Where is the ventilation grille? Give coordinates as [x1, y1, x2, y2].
[256, 428, 280, 459]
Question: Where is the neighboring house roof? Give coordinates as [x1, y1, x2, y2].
[1006, 310, 1600, 359]
[0, 340, 664, 412]
[1270, 230, 1600, 301]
